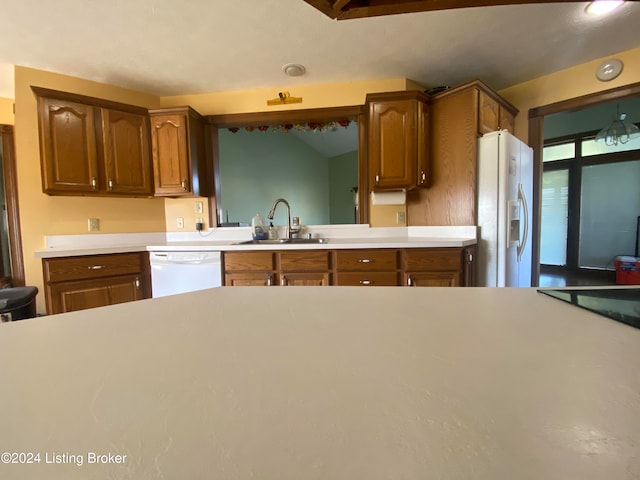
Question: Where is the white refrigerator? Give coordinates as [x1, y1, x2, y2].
[477, 130, 533, 287]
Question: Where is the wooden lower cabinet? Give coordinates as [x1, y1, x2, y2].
[335, 249, 399, 286]
[42, 252, 151, 314]
[49, 274, 144, 313]
[280, 272, 330, 286]
[223, 251, 276, 286]
[337, 271, 398, 286]
[225, 272, 275, 286]
[280, 250, 330, 286]
[223, 246, 474, 287]
[404, 271, 460, 287]
[402, 247, 475, 287]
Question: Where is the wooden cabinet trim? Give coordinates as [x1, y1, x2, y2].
[31, 86, 149, 116]
[430, 79, 518, 117]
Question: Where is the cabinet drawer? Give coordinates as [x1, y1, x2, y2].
[43, 253, 144, 283]
[224, 251, 275, 271]
[336, 249, 398, 271]
[280, 251, 330, 271]
[405, 248, 462, 271]
[336, 272, 398, 286]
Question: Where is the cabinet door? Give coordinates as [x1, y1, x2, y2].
[368, 99, 417, 189]
[101, 109, 153, 195]
[405, 272, 460, 287]
[37, 97, 99, 194]
[478, 90, 499, 134]
[150, 113, 191, 195]
[416, 100, 430, 187]
[280, 272, 330, 286]
[50, 274, 143, 313]
[225, 272, 274, 286]
[463, 246, 476, 287]
[498, 105, 515, 133]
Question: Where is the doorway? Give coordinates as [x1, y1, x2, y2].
[0, 125, 25, 287]
[529, 82, 640, 286]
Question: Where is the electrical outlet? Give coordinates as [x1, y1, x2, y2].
[196, 217, 203, 224]
[176, 217, 184, 229]
[396, 211, 406, 225]
[88, 218, 100, 232]
[195, 201, 203, 214]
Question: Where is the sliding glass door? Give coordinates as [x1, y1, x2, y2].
[540, 134, 640, 273]
[579, 160, 640, 268]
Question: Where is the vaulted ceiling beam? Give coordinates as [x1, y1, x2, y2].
[303, 0, 575, 20]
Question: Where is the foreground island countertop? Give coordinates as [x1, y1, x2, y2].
[1, 287, 639, 479]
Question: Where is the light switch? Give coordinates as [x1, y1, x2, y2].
[195, 201, 203, 214]
[88, 218, 100, 232]
[176, 217, 184, 229]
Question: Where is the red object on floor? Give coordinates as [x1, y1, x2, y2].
[615, 256, 640, 285]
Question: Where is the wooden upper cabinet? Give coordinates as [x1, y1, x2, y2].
[33, 87, 154, 197]
[37, 96, 100, 194]
[149, 107, 213, 197]
[366, 91, 430, 190]
[498, 105, 515, 133]
[101, 109, 153, 195]
[478, 91, 499, 134]
[478, 88, 517, 134]
[406, 80, 518, 227]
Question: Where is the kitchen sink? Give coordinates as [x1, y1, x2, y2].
[235, 238, 329, 245]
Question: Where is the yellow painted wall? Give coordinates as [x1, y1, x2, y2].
[0, 97, 14, 125]
[14, 67, 165, 312]
[160, 78, 416, 228]
[160, 78, 415, 114]
[499, 46, 640, 140]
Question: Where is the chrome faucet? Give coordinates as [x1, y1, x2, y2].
[268, 198, 291, 239]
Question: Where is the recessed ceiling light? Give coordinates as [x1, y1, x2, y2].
[282, 64, 306, 77]
[585, 0, 624, 16]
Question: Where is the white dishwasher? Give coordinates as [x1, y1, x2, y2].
[149, 251, 222, 298]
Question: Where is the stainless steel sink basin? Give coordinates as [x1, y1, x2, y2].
[235, 238, 329, 245]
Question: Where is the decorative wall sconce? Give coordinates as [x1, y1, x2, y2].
[267, 91, 303, 106]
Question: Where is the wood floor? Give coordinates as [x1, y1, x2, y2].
[538, 265, 617, 287]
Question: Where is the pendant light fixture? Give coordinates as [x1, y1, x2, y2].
[595, 104, 640, 146]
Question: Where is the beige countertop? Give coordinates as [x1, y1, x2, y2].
[1, 286, 639, 479]
[34, 226, 478, 258]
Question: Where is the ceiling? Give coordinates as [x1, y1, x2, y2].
[0, 1, 639, 99]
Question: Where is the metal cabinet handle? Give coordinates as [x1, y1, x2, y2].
[360, 279, 373, 285]
[420, 170, 426, 183]
[88, 265, 105, 270]
[280, 275, 286, 286]
[375, 174, 380, 185]
[135, 277, 140, 288]
[407, 275, 413, 286]
[358, 259, 373, 263]
[108, 179, 113, 190]
[181, 179, 188, 190]
[266, 274, 272, 286]
[91, 177, 97, 190]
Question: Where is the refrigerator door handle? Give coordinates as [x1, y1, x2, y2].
[517, 183, 529, 262]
